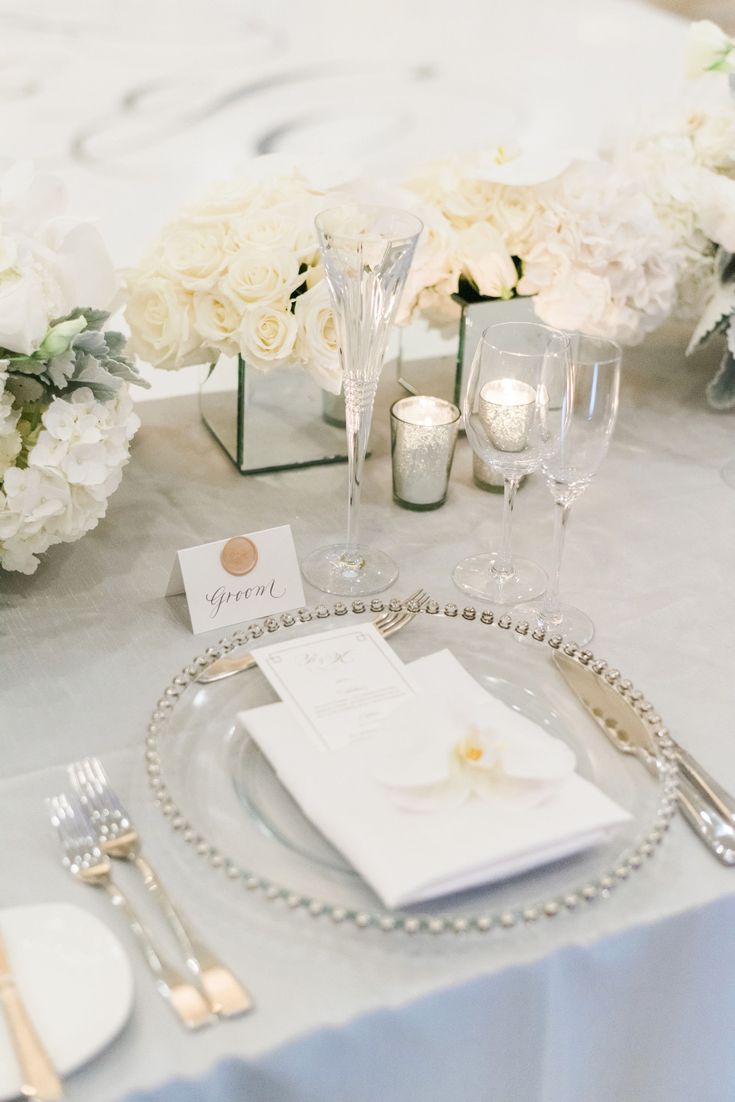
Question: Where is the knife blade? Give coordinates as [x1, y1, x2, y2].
[0, 930, 63, 1101]
[552, 650, 735, 866]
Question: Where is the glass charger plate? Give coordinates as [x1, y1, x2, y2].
[141, 601, 677, 936]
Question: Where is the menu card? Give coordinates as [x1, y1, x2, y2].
[253, 623, 417, 751]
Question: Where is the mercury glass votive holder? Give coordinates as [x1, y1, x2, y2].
[390, 395, 461, 510]
[479, 378, 536, 452]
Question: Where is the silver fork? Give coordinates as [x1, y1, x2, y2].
[197, 587, 431, 684]
[46, 794, 213, 1031]
[68, 759, 252, 1019]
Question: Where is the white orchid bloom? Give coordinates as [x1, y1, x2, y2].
[365, 695, 576, 814]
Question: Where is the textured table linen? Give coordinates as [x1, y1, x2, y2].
[2, 320, 735, 1101]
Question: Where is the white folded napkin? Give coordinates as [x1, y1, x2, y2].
[238, 650, 630, 908]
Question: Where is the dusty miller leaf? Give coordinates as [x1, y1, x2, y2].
[688, 277, 735, 355]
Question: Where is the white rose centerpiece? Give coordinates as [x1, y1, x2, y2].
[125, 170, 343, 394]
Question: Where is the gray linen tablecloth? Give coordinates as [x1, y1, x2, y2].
[2, 321, 735, 1102]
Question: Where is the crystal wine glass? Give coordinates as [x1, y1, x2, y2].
[453, 321, 571, 604]
[520, 333, 621, 645]
[301, 205, 422, 596]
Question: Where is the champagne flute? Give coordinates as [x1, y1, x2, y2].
[301, 205, 422, 596]
[520, 333, 621, 645]
[453, 322, 571, 603]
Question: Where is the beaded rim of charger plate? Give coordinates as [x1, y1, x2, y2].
[143, 599, 679, 936]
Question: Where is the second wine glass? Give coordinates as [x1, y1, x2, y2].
[520, 333, 621, 645]
[453, 322, 571, 604]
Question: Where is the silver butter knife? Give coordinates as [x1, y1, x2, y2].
[553, 650, 735, 866]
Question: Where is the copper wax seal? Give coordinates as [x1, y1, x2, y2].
[220, 536, 258, 576]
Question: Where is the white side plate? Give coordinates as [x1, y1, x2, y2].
[0, 903, 134, 1100]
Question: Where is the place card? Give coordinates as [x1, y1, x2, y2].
[167, 525, 305, 634]
[252, 623, 417, 751]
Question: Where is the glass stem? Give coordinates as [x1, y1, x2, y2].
[493, 477, 519, 577]
[544, 498, 571, 620]
[343, 384, 375, 568]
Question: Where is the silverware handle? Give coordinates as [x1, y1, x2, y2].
[677, 771, 735, 866]
[103, 878, 212, 1029]
[0, 981, 62, 1101]
[197, 652, 256, 683]
[132, 854, 212, 969]
[132, 855, 253, 1017]
[674, 743, 735, 824]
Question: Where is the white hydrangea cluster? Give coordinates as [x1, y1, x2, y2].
[617, 76, 735, 319]
[0, 369, 22, 477]
[125, 170, 343, 394]
[404, 143, 683, 345]
[0, 382, 139, 574]
[518, 162, 680, 345]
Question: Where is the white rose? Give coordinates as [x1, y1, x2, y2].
[441, 176, 496, 227]
[687, 20, 735, 78]
[223, 246, 300, 307]
[416, 286, 462, 330]
[159, 220, 229, 291]
[232, 209, 300, 252]
[396, 207, 458, 326]
[193, 291, 242, 351]
[0, 257, 50, 354]
[182, 177, 262, 222]
[294, 282, 341, 394]
[126, 274, 200, 371]
[457, 222, 518, 299]
[252, 173, 320, 208]
[490, 186, 542, 256]
[693, 169, 735, 250]
[238, 303, 298, 371]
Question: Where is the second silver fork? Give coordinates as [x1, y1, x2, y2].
[69, 758, 252, 1019]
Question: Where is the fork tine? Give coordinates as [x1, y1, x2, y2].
[86, 757, 129, 820]
[377, 588, 424, 620]
[373, 588, 427, 630]
[86, 758, 107, 788]
[410, 589, 430, 608]
[47, 792, 87, 862]
[69, 760, 102, 820]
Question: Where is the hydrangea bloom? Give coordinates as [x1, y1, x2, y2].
[519, 161, 679, 345]
[0, 386, 139, 574]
